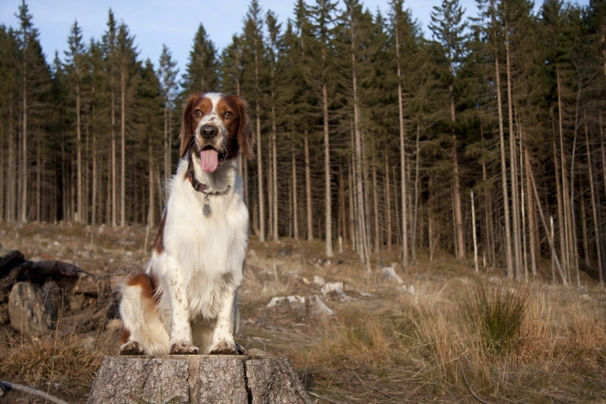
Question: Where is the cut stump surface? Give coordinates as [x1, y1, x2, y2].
[87, 355, 312, 404]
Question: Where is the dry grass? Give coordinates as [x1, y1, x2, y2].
[0, 326, 116, 402]
[284, 278, 606, 403]
[1, 224, 606, 403]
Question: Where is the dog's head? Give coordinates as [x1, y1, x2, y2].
[180, 93, 254, 172]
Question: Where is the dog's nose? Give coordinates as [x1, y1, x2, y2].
[200, 125, 218, 139]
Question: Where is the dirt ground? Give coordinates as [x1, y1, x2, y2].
[1, 222, 605, 403]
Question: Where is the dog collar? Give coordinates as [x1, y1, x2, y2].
[187, 153, 230, 217]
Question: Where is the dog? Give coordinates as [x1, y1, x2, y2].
[118, 92, 253, 355]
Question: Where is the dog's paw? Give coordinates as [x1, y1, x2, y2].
[169, 340, 199, 355]
[209, 340, 241, 355]
[119, 340, 144, 355]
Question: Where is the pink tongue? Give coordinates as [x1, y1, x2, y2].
[200, 149, 219, 173]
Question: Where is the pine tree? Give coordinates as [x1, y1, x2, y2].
[337, 0, 376, 272]
[116, 21, 138, 225]
[181, 24, 219, 95]
[0, 26, 20, 222]
[266, 10, 281, 242]
[241, 0, 266, 241]
[102, 9, 118, 226]
[136, 59, 163, 229]
[309, 0, 339, 256]
[429, 0, 469, 259]
[158, 44, 179, 180]
[64, 20, 87, 223]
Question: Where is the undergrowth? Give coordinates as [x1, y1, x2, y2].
[290, 280, 606, 402]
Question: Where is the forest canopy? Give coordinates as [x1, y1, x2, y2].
[0, 0, 605, 285]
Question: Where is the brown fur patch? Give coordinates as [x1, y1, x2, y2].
[127, 273, 159, 303]
[120, 327, 131, 344]
[218, 95, 253, 161]
[180, 93, 212, 158]
[153, 211, 167, 254]
[180, 93, 253, 161]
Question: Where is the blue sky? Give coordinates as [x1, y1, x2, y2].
[0, 0, 589, 76]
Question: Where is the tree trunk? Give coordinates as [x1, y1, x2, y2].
[525, 149, 538, 276]
[481, 126, 495, 266]
[385, 155, 392, 250]
[304, 134, 312, 241]
[271, 106, 278, 242]
[323, 83, 333, 257]
[120, 69, 126, 226]
[256, 101, 264, 242]
[292, 146, 298, 241]
[471, 191, 478, 272]
[450, 88, 465, 259]
[586, 119, 603, 285]
[87, 356, 312, 404]
[20, 56, 27, 223]
[372, 164, 380, 253]
[505, 21, 521, 279]
[111, 79, 117, 227]
[493, 14, 513, 278]
[556, 70, 572, 283]
[164, 106, 170, 180]
[394, 13, 408, 267]
[91, 88, 97, 226]
[148, 139, 155, 228]
[7, 103, 15, 222]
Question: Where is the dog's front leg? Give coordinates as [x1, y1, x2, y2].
[160, 257, 198, 355]
[209, 287, 240, 355]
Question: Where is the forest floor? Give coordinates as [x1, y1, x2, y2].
[1, 222, 606, 403]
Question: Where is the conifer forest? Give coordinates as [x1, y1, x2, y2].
[1, 0, 606, 286]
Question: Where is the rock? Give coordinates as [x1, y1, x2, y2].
[70, 293, 86, 311]
[8, 282, 51, 335]
[313, 275, 325, 287]
[381, 266, 404, 284]
[247, 348, 271, 359]
[321, 282, 355, 302]
[266, 295, 334, 317]
[267, 296, 306, 311]
[277, 245, 293, 256]
[87, 355, 312, 404]
[307, 295, 334, 316]
[41, 281, 62, 328]
[398, 285, 416, 295]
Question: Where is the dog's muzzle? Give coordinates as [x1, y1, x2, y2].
[200, 125, 219, 139]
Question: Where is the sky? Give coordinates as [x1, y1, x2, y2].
[0, 0, 590, 77]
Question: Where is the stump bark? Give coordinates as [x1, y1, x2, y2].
[87, 355, 312, 404]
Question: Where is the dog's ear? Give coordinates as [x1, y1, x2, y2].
[234, 96, 254, 160]
[179, 93, 202, 158]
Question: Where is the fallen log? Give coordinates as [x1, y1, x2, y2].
[0, 250, 111, 299]
[87, 355, 312, 404]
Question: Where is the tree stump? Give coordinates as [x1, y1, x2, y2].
[87, 355, 313, 404]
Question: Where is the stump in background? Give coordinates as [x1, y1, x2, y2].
[87, 355, 312, 404]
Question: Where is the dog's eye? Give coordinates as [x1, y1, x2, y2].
[194, 110, 202, 118]
[223, 111, 232, 119]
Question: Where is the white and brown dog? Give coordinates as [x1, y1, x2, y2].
[119, 92, 253, 355]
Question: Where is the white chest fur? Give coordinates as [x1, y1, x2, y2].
[153, 157, 248, 321]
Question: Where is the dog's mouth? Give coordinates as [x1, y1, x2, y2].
[199, 145, 225, 173]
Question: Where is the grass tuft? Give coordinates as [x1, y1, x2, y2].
[465, 284, 528, 354]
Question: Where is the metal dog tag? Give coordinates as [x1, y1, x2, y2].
[203, 203, 211, 217]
